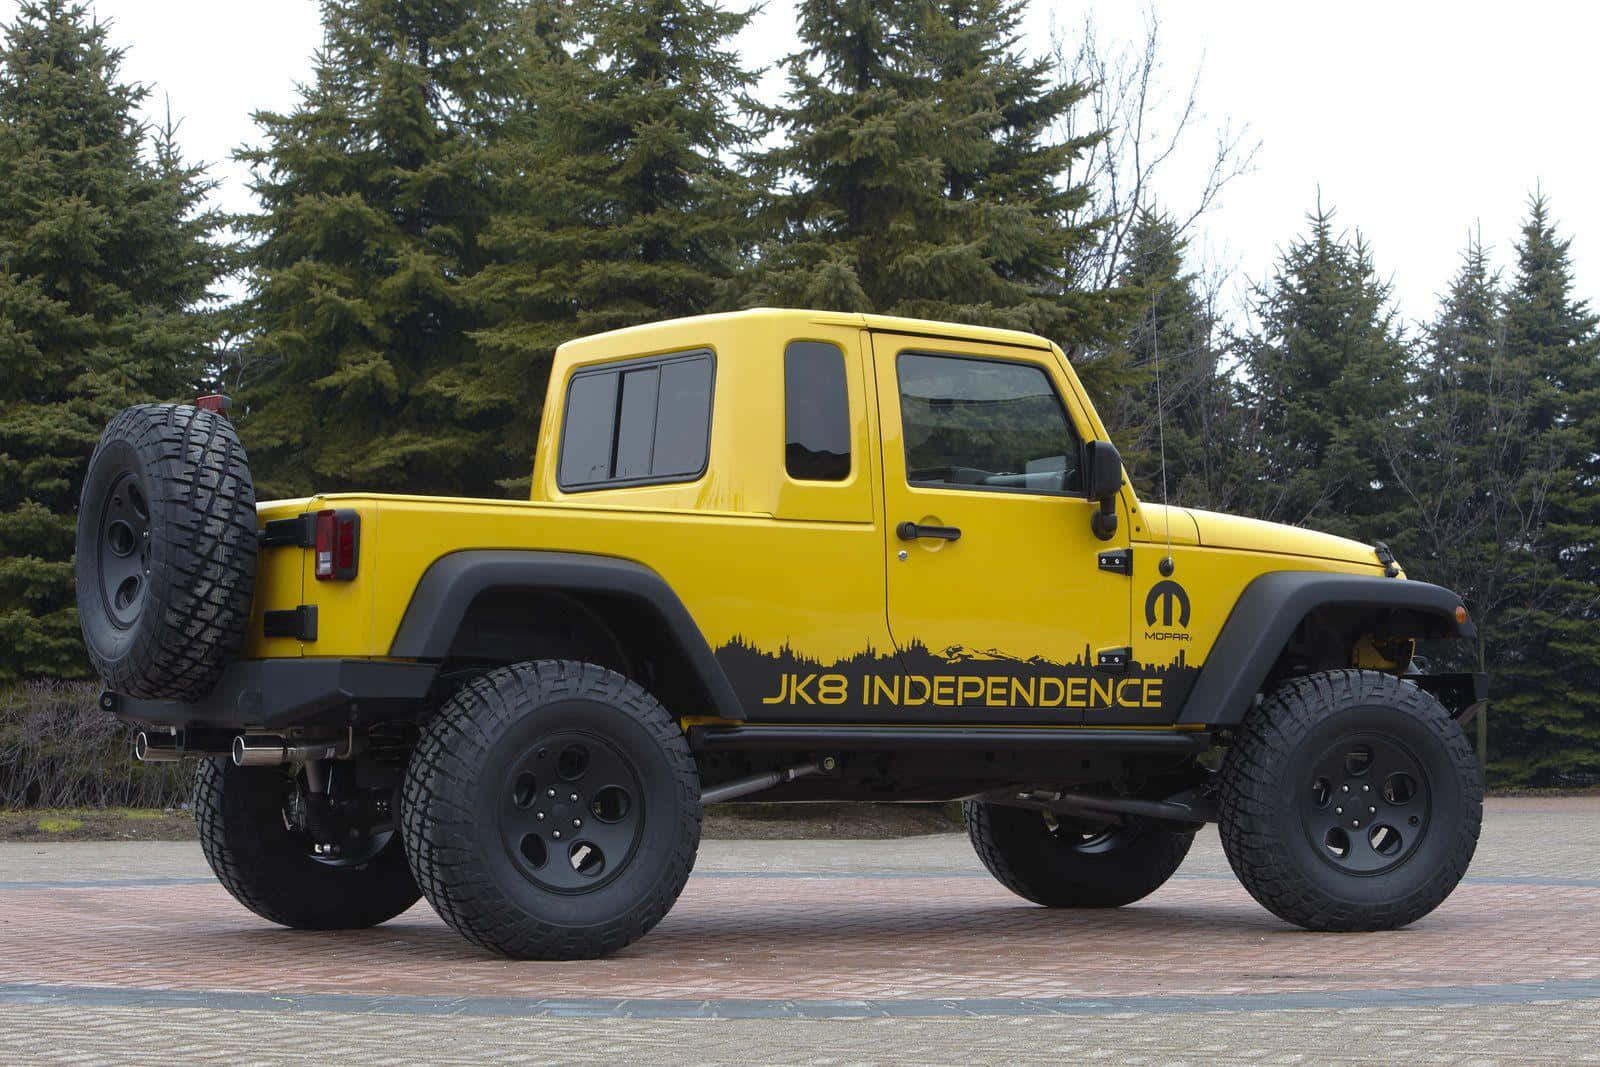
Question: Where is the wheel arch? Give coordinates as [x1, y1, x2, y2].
[1178, 572, 1474, 726]
[388, 550, 744, 721]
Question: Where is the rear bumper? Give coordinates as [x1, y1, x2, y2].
[101, 659, 438, 730]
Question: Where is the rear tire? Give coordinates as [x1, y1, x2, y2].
[194, 758, 420, 930]
[1218, 669, 1482, 931]
[76, 403, 257, 700]
[964, 801, 1194, 907]
[401, 660, 701, 959]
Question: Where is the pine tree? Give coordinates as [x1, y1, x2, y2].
[234, 0, 526, 499]
[1238, 202, 1409, 538]
[0, 1, 225, 681]
[754, 1, 1125, 390]
[1384, 236, 1540, 779]
[1387, 234, 1519, 633]
[470, 0, 759, 487]
[751, 0, 927, 313]
[1107, 210, 1241, 510]
[1488, 194, 1600, 784]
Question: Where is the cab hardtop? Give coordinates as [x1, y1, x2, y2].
[552, 307, 1056, 365]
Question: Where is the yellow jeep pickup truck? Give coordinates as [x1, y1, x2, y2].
[77, 308, 1484, 959]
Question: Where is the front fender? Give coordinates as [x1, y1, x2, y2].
[1178, 572, 1474, 726]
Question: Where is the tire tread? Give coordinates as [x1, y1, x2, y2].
[1218, 669, 1482, 931]
[401, 660, 701, 959]
[78, 403, 257, 700]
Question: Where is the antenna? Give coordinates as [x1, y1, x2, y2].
[1151, 279, 1175, 577]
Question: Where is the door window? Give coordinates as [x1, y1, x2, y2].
[896, 352, 1082, 494]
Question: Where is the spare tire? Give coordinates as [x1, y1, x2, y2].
[75, 403, 258, 700]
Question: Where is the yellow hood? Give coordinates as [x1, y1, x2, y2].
[1184, 508, 1385, 568]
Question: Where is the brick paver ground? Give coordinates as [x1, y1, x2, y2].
[0, 797, 1596, 1063]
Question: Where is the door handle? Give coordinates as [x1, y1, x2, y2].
[897, 521, 962, 542]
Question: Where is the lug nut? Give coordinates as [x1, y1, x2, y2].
[1369, 806, 1376, 814]
[1353, 820, 1361, 828]
[572, 818, 581, 828]
[547, 788, 556, 797]
[569, 792, 578, 802]
[1336, 806, 1344, 814]
[1362, 785, 1370, 792]
[1342, 785, 1350, 793]
[535, 812, 545, 821]
[553, 830, 562, 839]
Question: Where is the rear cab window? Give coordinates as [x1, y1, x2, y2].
[784, 340, 851, 482]
[557, 349, 715, 491]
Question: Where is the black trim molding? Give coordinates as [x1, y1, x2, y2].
[1178, 572, 1475, 726]
[389, 549, 745, 721]
[103, 658, 438, 730]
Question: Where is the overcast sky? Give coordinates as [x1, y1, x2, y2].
[5, 0, 1595, 326]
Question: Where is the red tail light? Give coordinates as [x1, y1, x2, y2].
[314, 509, 360, 580]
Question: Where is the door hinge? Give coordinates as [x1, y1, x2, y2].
[1096, 646, 1132, 672]
[1097, 549, 1132, 576]
[260, 513, 315, 549]
[264, 605, 317, 641]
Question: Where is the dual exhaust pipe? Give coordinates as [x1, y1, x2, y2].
[135, 729, 349, 766]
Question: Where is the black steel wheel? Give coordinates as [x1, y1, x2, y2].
[1302, 731, 1430, 875]
[402, 660, 700, 960]
[1219, 669, 1482, 931]
[75, 403, 257, 700]
[497, 730, 646, 894]
[963, 801, 1194, 908]
[92, 470, 153, 630]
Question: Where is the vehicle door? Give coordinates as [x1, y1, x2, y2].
[869, 333, 1147, 724]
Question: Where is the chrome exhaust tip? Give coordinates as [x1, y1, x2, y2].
[133, 730, 181, 763]
[232, 735, 349, 767]
[232, 735, 284, 767]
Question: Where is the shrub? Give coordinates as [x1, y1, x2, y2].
[0, 681, 190, 809]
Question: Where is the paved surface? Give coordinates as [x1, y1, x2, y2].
[0, 797, 1596, 1063]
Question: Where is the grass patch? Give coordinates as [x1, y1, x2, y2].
[0, 807, 195, 842]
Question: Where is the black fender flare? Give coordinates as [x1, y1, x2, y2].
[388, 549, 744, 721]
[1177, 572, 1475, 726]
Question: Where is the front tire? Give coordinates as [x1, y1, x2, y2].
[401, 660, 701, 960]
[964, 801, 1194, 907]
[1218, 669, 1482, 931]
[194, 758, 420, 929]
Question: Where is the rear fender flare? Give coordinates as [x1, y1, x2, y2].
[388, 549, 743, 721]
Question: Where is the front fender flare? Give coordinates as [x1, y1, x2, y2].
[388, 549, 744, 721]
[1178, 572, 1474, 726]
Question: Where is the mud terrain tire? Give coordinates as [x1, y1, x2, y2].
[964, 802, 1195, 907]
[76, 403, 257, 700]
[401, 660, 701, 960]
[194, 758, 420, 929]
[1218, 669, 1482, 931]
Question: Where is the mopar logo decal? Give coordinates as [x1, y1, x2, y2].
[1144, 580, 1191, 629]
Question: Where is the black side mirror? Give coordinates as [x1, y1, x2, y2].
[1084, 440, 1123, 541]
